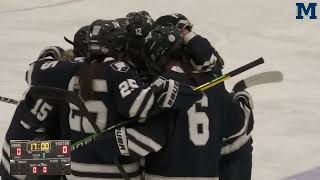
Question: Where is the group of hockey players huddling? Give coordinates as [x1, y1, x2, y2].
[0, 11, 254, 180]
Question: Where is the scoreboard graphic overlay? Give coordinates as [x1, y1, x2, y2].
[10, 140, 71, 175]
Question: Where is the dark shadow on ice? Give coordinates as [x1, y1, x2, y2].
[283, 167, 320, 180]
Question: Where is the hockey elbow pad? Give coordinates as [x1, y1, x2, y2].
[232, 91, 254, 109]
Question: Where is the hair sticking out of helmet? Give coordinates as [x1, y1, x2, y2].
[144, 24, 183, 73]
[87, 19, 127, 61]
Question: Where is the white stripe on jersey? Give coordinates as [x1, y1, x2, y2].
[140, 93, 154, 118]
[3, 140, 10, 156]
[145, 173, 219, 180]
[221, 133, 251, 155]
[20, 120, 31, 129]
[26, 63, 35, 86]
[71, 161, 140, 174]
[129, 87, 152, 117]
[66, 174, 141, 180]
[19, 87, 30, 102]
[35, 127, 46, 132]
[223, 104, 251, 141]
[127, 129, 161, 152]
[1, 155, 10, 174]
[128, 139, 149, 157]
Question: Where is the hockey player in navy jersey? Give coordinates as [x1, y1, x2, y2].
[155, 13, 255, 180]
[0, 45, 79, 180]
[154, 13, 224, 76]
[66, 19, 201, 180]
[92, 24, 252, 179]
[0, 17, 200, 180]
[0, 25, 95, 180]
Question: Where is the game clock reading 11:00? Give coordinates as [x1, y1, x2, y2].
[27, 142, 50, 151]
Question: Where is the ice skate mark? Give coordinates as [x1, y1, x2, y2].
[0, 0, 84, 14]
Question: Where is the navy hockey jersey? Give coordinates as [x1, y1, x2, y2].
[112, 69, 249, 179]
[184, 32, 254, 173]
[0, 57, 82, 180]
[67, 57, 192, 180]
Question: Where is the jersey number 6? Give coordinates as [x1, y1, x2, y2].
[187, 94, 209, 146]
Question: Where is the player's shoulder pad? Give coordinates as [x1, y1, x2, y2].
[103, 57, 130, 73]
[29, 57, 55, 65]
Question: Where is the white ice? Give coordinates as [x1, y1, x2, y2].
[0, 0, 319, 179]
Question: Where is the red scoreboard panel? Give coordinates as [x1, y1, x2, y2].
[10, 140, 71, 175]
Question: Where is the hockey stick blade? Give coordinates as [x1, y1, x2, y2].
[232, 71, 283, 92]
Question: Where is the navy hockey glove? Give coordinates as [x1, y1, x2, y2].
[232, 90, 254, 109]
[151, 76, 202, 110]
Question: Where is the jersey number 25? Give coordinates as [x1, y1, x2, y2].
[68, 77, 108, 133]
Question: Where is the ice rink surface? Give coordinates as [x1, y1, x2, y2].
[0, 0, 319, 179]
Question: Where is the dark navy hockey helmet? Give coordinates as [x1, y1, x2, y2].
[87, 19, 127, 57]
[155, 13, 193, 31]
[73, 25, 90, 57]
[144, 24, 183, 73]
[144, 24, 182, 62]
[126, 11, 154, 37]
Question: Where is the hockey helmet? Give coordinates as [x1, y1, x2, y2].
[73, 25, 90, 57]
[144, 24, 183, 72]
[155, 13, 193, 31]
[87, 19, 127, 57]
[126, 11, 154, 38]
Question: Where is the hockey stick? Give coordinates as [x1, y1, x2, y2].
[0, 96, 19, 105]
[21, 86, 144, 150]
[232, 71, 283, 92]
[193, 57, 264, 91]
[64, 36, 75, 46]
[3, 57, 266, 150]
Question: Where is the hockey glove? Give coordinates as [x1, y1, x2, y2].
[232, 90, 254, 109]
[151, 76, 202, 110]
